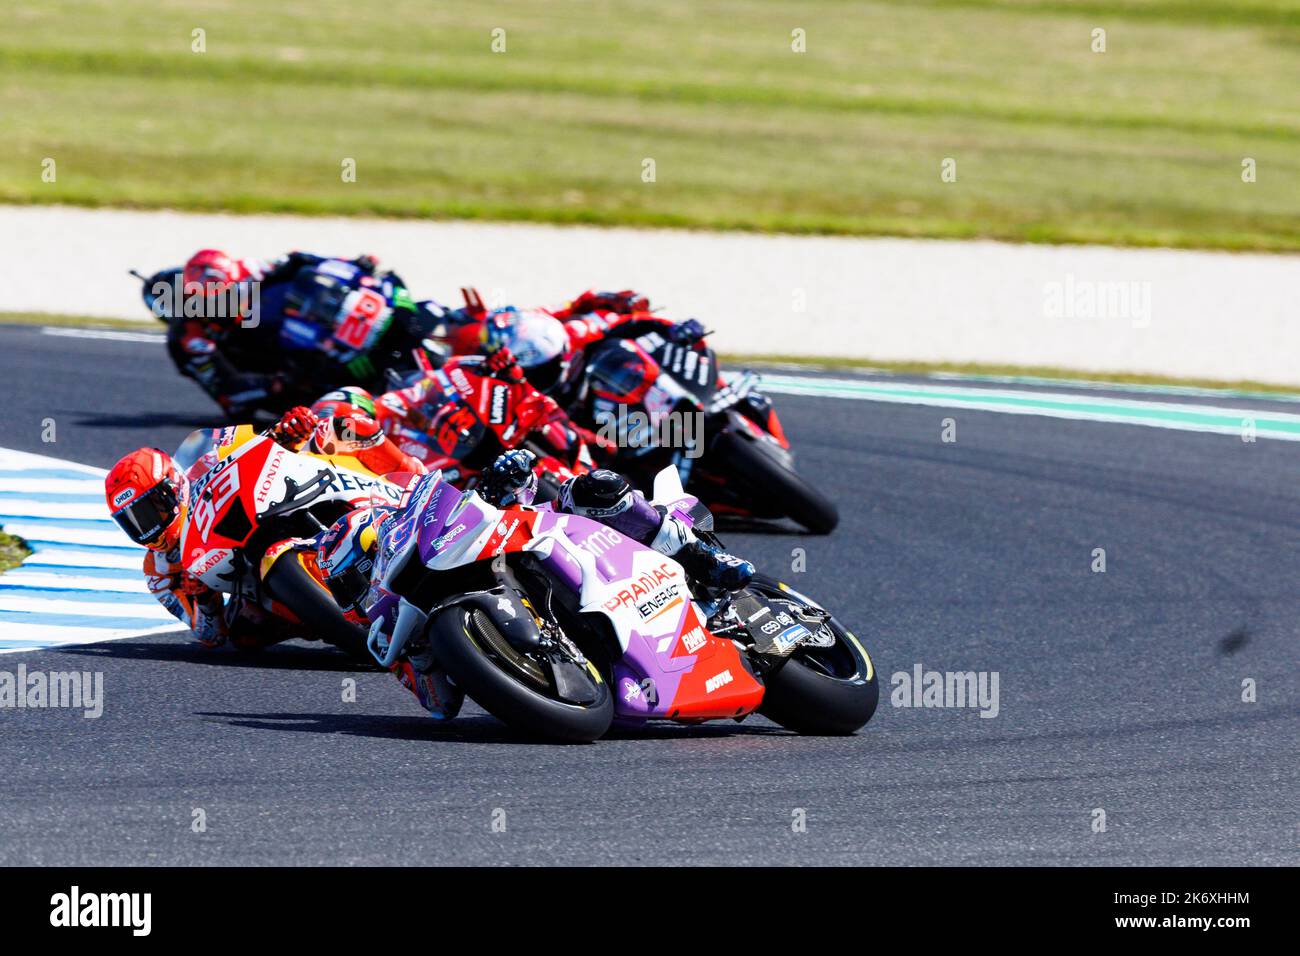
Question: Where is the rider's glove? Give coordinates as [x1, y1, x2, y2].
[572, 290, 649, 316]
[484, 347, 525, 383]
[668, 318, 707, 345]
[269, 406, 320, 447]
[481, 449, 538, 507]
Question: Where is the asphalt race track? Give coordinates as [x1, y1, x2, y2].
[0, 323, 1296, 865]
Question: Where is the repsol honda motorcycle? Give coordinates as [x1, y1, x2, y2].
[170, 424, 406, 659]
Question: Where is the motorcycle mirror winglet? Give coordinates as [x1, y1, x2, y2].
[259, 469, 335, 520]
[651, 465, 686, 503]
[371, 598, 427, 668]
[461, 287, 486, 316]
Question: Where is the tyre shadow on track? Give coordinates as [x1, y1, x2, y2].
[72, 412, 231, 430]
[192, 709, 792, 745]
[61, 638, 373, 673]
[195, 710, 532, 744]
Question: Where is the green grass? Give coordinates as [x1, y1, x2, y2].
[1, 0, 1298, 250]
[0, 531, 32, 574]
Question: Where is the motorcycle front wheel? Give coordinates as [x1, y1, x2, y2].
[748, 575, 878, 735]
[428, 605, 613, 742]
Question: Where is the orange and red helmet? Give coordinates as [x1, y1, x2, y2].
[105, 449, 188, 550]
[182, 249, 250, 296]
[309, 386, 377, 422]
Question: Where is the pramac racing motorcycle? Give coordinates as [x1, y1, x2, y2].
[575, 328, 839, 534]
[171, 424, 405, 659]
[363, 465, 877, 741]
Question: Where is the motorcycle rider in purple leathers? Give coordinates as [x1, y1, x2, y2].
[317, 448, 754, 719]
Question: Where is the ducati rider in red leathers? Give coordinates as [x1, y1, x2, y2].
[441, 288, 707, 402]
[375, 347, 604, 470]
[104, 399, 424, 650]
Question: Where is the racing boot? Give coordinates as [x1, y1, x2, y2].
[392, 659, 464, 720]
[672, 539, 755, 592]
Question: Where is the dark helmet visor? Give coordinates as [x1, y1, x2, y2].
[111, 482, 179, 546]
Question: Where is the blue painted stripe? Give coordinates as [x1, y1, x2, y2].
[0, 469, 102, 481]
[25, 539, 141, 556]
[0, 513, 117, 528]
[0, 491, 105, 503]
[0, 585, 160, 605]
[7, 564, 143, 580]
[0, 610, 174, 631]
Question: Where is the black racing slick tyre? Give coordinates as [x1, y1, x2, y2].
[261, 550, 370, 662]
[750, 576, 878, 735]
[713, 431, 839, 535]
[428, 605, 613, 743]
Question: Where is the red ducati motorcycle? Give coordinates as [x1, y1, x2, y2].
[376, 353, 594, 500]
[577, 329, 838, 534]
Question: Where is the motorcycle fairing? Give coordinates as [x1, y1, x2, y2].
[530, 515, 761, 721]
[631, 330, 717, 399]
[181, 432, 403, 590]
[379, 466, 762, 722]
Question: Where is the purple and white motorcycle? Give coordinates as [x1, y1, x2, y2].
[361, 467, 878, 742]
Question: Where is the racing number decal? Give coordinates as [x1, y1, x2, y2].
[433, 403, 479, 454]
[334, 288, 388, 350]
[191, 462, 242, 541]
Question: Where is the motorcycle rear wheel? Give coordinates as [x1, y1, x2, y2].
[713, 431, 839, 534]
[428, 605, 613, 743]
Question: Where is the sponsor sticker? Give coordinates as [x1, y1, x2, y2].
[704, 670, 734, 694]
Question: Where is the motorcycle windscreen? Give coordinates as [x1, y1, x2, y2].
[587, 341, 659, 404]
[172, 428, 217, 472]
[279, 269, 351, 349]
